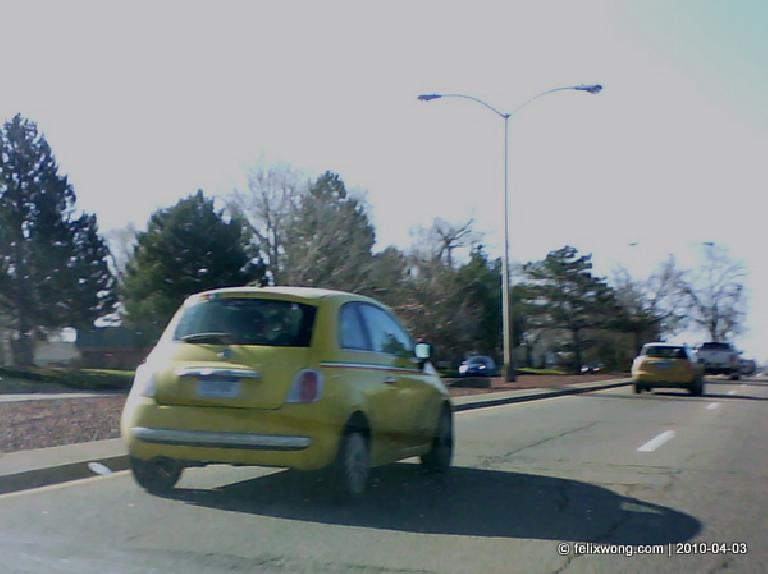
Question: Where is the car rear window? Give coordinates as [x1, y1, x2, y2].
[173, 298, 317, 347]
[643, 346, 687, 359]
[700, 342, 730, 351]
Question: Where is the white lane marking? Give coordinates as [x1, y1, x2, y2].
[728, 390, 736, 396]
[637, 430, 676, 453]
[87, 462, 113, 476]
[0, 471, 129, 500]
[740, 383, 746, 388]
[706, 402, 720, 410]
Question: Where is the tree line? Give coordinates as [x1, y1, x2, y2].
[0, 114, 748, 370]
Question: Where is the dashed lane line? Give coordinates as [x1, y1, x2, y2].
[637, 430, 676, 453]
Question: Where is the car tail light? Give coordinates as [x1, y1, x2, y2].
[286, 369, 324, 403]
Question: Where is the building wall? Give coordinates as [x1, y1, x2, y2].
[33, 341, 80, 367]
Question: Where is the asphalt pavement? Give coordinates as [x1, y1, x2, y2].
[1, 378, 766, 573]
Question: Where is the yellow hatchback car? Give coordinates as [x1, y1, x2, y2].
[121, 286, 453, 498]
[631, 342, 705, 396]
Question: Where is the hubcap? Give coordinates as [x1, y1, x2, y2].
[344, 433, 369, 495]
[156, 461, 176, 482]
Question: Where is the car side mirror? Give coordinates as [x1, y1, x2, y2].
[415, 342, 432, 360]
[415, 341, 433, 369]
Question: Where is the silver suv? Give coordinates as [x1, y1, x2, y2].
[695, 342, 741, 380]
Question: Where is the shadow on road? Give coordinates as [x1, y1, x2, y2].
[171, 464, 700, 544]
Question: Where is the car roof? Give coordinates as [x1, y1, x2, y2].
[193, 285, 378, 303]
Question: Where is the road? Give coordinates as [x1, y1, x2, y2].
[1, 379, 766, 573]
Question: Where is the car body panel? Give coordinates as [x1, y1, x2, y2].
[695, 342, 740, 375]
[121, 287, 450, 472]
[458, 355, 498, 377]
[740, 359, 756, 376]
[632, 343, 703, 389]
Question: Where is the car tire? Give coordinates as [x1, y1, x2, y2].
[689, 377, 704, 397]
[333, 430, 370, 500]
[730, 372, 740, 381]
[421, 407, 454, 474]
[129, 456, 183, 495]
[633, 383, 642, 394]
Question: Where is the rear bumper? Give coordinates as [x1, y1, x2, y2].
[703, 366, 737, 375]
[132, 427, 312, 451]
[121, 398, 342, 470]
[633, 374, 694, 387]
[634, 380, 694, 389]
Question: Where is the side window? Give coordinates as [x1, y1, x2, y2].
[339, 303, 371, 351]
[359, 304, 413, 357]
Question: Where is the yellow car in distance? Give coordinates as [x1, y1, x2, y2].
[121, 286, 453, 499]
[631, 343, 705, 396]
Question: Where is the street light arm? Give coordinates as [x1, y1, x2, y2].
[508, 84, 602, 117]
[434, 93, 508, 118]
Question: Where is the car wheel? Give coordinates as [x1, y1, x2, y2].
[421, 407, 454, 474]
[689, 377, 704, 397]
[130, 456, 183, 495]
[633, 383, 642, 394]
[333, 430, 370, 500]
[730, 372, 740, 381]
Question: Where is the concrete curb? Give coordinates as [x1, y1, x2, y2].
[453, 379, 631, 412]
[0, 378, 630, 495]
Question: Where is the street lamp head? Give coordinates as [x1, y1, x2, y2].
[574, 84, 603, 94]
[417, 93, 442, 101]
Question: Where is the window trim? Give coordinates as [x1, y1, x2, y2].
[338, 301, 373, 352]
[357, 302, 414, 358]
[172, 297, 317, 348]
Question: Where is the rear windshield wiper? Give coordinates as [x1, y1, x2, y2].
[179, 332, 233, 344]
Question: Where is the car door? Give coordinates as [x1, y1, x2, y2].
[333, 302, 409, 462]
[359, 304, 438, 449]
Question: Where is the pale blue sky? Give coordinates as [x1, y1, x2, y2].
[2, 1, 765, 359]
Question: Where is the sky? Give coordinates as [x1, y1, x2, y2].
[2, 0, 766, 359]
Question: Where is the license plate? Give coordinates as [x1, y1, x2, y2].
[196, 378, 241, 398]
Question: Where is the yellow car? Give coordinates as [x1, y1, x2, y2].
[121, 286, 453, 498]
[631, 343, 705, 396]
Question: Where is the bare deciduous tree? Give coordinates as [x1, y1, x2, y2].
[410, 218, 479, 268]
[612, 256, 688, 354]
[681, 244, 746, 342]
[227, 165, 304, 285]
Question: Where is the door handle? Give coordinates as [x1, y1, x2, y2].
[383, 377, 397, 385]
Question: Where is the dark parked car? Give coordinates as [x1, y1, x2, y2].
[581, 363, 603, 374]
[458, 356, 498, 377]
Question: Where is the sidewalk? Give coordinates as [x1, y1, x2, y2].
[0, 392, 124, 403]
[0, 375, 127, 398]
[0, 376, 630, 495]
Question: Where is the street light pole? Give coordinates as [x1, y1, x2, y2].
[502, 113, 512, 382]
[418, 84, 602, 382]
